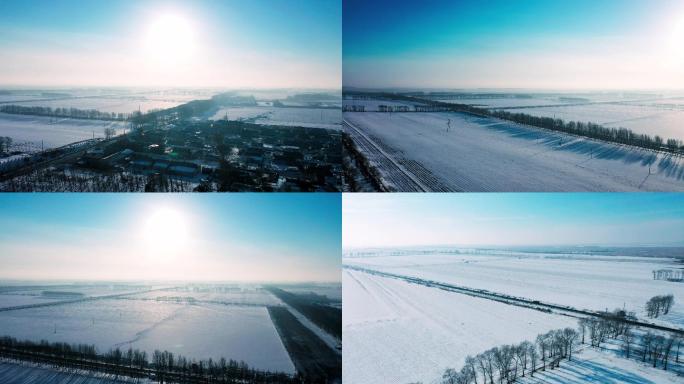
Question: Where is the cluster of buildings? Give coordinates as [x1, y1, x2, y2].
[77, 119, 342, 192]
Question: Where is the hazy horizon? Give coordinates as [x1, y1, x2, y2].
[344, 0, 684, 89]
[0, 194, 342, 282]
[0, 0, 341, 88]
[343, 194, 684, 248]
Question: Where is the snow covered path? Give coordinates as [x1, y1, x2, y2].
[344, 112, 684, 191]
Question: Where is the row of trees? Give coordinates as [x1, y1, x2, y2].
[442, 327, 578, 384]
[646, 295, 674, 318]
[342, 105, 366, 112]
[354, 93, 684, 154]
[653, 269, 684, 282]
[0, 136, 12, 154]
[443, 307, 684, 384]
[0, 105, 133, 121]
[0, 336, 298, 383]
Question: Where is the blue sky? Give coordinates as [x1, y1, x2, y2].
[344, 194, 684, 248]
[0, 194, 341, 282]
[0, 0, 341, 88]
[344, 0, 684, 89]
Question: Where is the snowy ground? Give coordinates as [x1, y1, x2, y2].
[344, 111, 684, 191]
[0, 360, 151, 383]
[344, 250, 684, 330]
[211, 106, 341, 130]
[0, 286, 296, 374]
[519, 347, 683, 384]
[343, 269, 576, 384]
[503, 103, 684, 142]
[0, 113, 127, 149]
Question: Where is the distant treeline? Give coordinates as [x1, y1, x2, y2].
[0, 336, 299, 384]
[344, 92, 684, 155]
[0, 105, 133, 121]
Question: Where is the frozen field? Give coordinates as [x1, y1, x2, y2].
[343, 269, 576, 384]
[0, 113, 127, 148]
[211, 106, 341, 130]
[431, 92, 684, 140]
[503, 103, 684, 142]
[344, 250, 684, 329]
[0, 89, 220, 114]
[0, 286, 296, 374]
[344, 111, 684, 192]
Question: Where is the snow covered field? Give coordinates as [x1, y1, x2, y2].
[344, 111, 684, 191]
[0, 89, 220, 114]
[0, 113, 127, 149]
[211, 106, 341, 130]
[344, 250, 684, 329]
[518, 347, 683, 384]
[434, 92, 684, 141]
[0, 360, 152, 384]
[343, 269, 576, 384]
[0, 286, 296, 374]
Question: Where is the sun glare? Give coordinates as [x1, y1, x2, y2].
[143, 207, 189, 259]
[144, 13, 196, 66]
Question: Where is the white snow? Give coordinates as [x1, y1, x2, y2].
[0, 113, 127, 149]
[343, 269, 576, 384]
[211, 106, 341, 130]
[0, 292, 296, 373]
[344, 111, 684, 191]
[344, 251, 684, 330]
[519, 347, 684, 384]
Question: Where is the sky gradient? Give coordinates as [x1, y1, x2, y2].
[344, 0, 684, 89]
[0, 194, 341, 282]
[0, 0, 341, 88]
[343, 194, 684, 248]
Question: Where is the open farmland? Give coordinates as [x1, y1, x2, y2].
[342, 269, 577, 384]
[211, 106, 342, 130]
[344, 249, 684, 330]
[0, 113, 127, 149]
[344, 111, 684, 192]
[0, 284, 298, 374]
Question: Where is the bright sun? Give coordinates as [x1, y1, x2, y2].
[144, 14, 196, 65]
[143, 208, 189, 259]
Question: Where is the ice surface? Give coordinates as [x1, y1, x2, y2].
[344, 111, 684, 191]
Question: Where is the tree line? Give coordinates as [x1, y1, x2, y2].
[442, 308, 683, 384]
[653, 269, 684, 282]
[646, 294, 674, 318]
[0, 335, 299, 383]
[0, 105, 133, 121]
[0, 136, 13, 154]
[345, 92, 684, 155]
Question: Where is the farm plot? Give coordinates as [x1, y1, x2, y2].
[343, 111, 684, 192]
[211, 106, 341, 130]
[0, 113, 127, 149]
[344, 251, 684, 329]
[343, 269, 575, 384]
[504, 103, 684, 141]
[0, 297, 295, 374]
